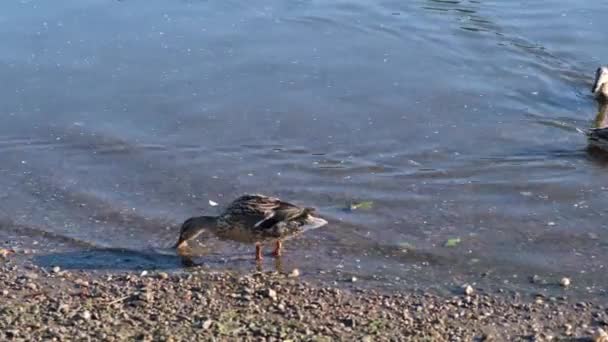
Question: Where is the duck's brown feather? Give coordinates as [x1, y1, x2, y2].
[214, 194, 322, 243]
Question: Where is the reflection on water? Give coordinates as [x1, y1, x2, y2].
[1, 0, 608, 299]
[586, 100, 608, 160]
[592, 102, 608, 129]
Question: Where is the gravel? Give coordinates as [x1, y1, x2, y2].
[1, 251, 607, 341]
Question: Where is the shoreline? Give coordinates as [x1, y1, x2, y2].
[2, 250, 608, 341]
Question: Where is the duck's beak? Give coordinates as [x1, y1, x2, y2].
[173, 239, 187, 249]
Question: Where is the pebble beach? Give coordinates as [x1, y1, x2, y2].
[2, 248, 608, 341]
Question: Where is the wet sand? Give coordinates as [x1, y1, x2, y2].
[2, 249, 608, 341]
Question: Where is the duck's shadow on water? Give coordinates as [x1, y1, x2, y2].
[32, 247, 284, 272]
[33, 248, 188, 271]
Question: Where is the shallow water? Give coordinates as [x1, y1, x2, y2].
[1, 0, 608, 299]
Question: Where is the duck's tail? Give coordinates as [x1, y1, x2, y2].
[301, 215, 328, 232]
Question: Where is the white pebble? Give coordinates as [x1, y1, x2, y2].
[463, 284, 474, 296]
[560, 277, 571, 287]
[266, 288, 277, 300]
[81, 310, 92, 320]
[594, 328, 608, 342]
[202, 319, 213, 330]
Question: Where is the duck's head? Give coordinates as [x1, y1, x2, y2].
[592, 66, 608, 100]
[173, 216, 217, 249]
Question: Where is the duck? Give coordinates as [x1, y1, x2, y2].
[587, 66, 608, 149]
[592, 66, 608, 100]
[174, 194, 328, 261]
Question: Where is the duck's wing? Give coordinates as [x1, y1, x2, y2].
[221, 194, 308, 229]
[227, 194, 312, 230]
[255, 206, 313, 230]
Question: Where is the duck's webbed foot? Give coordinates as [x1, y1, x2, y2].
[271, 240, 282, 257]
[255, 243, 263, 261]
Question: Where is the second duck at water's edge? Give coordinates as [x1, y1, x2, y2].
[174, 194, 328, 261]
[592, 66, 608, 100]
[587, 66, 608, 150]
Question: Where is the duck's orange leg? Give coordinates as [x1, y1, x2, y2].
[271, 240, 282, 257]
[255, 243, 263, 261]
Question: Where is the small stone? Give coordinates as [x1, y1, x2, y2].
[140, 270, 148, 277]
[24, 272, 38, 280]
[202, 320, 213, 330]
[265, 288, 278, 301]
[158, 272, 169, 280]
[595, 328, 608, 342]
[288, 269, 300, 278]
[52, 266, 61, 274]
[26, 282, 38, 291]
[560, 277, 571, 287]
[341, 317, 356, 328]
[480, 332, 494, 341]
[58, 304, 70, 313]
[80, 310, 92, 320]
[135, 289, 154, 303]
[542, 333, 554, 341]
[463, 285, 474, 296]
[74, 279, 89, 287]
[0, 248, 13, 258]
[1, 290, 8, 296]
[350, 277, 358, 283]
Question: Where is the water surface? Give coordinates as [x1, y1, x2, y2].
[1, 0, 608, 299]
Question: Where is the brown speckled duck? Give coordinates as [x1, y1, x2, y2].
[593, 66, 608, 100]
[587, 66, 608, 149]
[174, 194, 328, 261]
